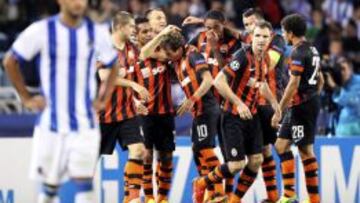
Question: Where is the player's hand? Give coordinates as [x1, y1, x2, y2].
[177, 98, 195, 116]
[133, 84, 151, 102]
[22, 95, 46, 111]
[236, 102, 252, 120]
[206, 30, 219, 49]
[135, 101, 149, 115]
[93, 98, 106, 111]
[271, 111, 281, 129]
[182, 16, 204, 26]
[160, 25, 181, 36]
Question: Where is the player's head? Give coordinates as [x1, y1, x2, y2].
[242, 8, 263, 33]
[281, 13, 307, 45]
[252, 20, 272, 55]
[161, 31, 185, 62]
[58, 0, 88, 19]
[146, 8, 167, 34]
[136, 17, 152, 47]
[204, 10, 226, 39]
[112, 11, 136, 41]
[337, 57, 353, 84]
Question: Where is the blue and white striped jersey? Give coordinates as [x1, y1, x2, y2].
[10, 15, 118, 133]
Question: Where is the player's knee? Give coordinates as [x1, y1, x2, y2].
[247, 154, 263, 171]
[71, 178, 93, 193]
[144, 149, 153, 163]
[158, 151, 173, 165]
[41, 183, 59, 197]
[262, 144, 273, 157]
[298, 145, 314, 159]
[227, 160, 246, 174]
[128, 143, 145, 160]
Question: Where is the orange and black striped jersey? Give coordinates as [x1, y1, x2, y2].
[173, 47, 218, 117]
[135, 58, 174, 115]
[189, 29, 242, 102]
[99, 42, 139, 123]
[258, 33, 288, 105]
[288, 41, 321, 106]
[222, 46, 268, 115]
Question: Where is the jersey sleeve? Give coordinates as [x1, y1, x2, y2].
[289, 48, 305, 76]
[189, 51, 208, 73]
[11, 21, 43, 62]
[95, 26, 118, 68]
[222, 48, 248, 80]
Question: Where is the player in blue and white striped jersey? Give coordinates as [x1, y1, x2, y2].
[2, 0, 119, 202]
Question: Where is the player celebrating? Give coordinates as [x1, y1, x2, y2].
[134, 18, 176, 203]
[97, 11, 150, 203]
[272, 14, 323, 203]
[192, 21, 280, 203]
[161, 31, 226, 203]
[184, 10, 242, 198]
[2, 0, 119, 202]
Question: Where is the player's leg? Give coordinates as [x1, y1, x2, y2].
[141, 115, 156, 203]
[218, 113, 234, 197]
[193, 112, 245, 203]
[231, 115, 264, 202]
[119, 117, 145, 203]
[275, 110, 297, 201]
[68, 129, 101, 203]
[231, 153, 263, 203]
[298, 144, 320, 203]
[259, 105, 279, 202]
[296, 97, 321, 203]
[151, 114, 176, 203]
[30, 128, 64, 203]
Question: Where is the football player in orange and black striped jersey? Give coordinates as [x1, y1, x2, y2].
[184, 10, 242, 198]
[193, 21, 281, 203]
[272, 14, 323, 203]
[161, 31, 226, 202]
[134, 17, 176, 203]
[97, 11, 150, 203]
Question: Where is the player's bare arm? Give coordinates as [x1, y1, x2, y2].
[317, 71, 324, 94]
[214, 72, 252, 120]
[271, 74, 300, 127]
[177, 70, 213, 116]
[98, 68, 150, 102]
[2, 52, 46, 111]
[140, 25, 180, 60]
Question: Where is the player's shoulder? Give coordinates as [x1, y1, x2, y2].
[291, 42, 310, 59]
[233, 45, 251, 59]
[270, 32, 286, 49]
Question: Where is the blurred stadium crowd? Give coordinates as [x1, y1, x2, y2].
[0, 0, 360, 136]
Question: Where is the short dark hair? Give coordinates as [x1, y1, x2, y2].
[204, 10, 226, 22]
[254, 20, 273, 31]
[145, 8, 165, 19]
[135, 17, 149, 25]
[112, 11, 134, 30]
[281, 13, 307, 37]
[161, 31, 185, 51]
[242, 8, 263, 19]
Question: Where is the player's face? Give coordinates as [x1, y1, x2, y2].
[119, 19, 136, 40]
[204, 19, 224, 39]
[164, 47, 183, 61]
[148, 10, 167, 34]
[243, 15, 258, 33]
[58, 0, 87, 18]
[340, 62, 353, 84]
[252, 27, 271, 54]
[282, 28, 292, 45]
[137, 22, 153, 46]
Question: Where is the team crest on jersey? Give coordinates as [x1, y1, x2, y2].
[230, 60, 240, 71]
[220, 44, 229, 53]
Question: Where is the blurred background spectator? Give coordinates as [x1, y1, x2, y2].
[0, 0, 359, 137]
